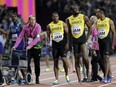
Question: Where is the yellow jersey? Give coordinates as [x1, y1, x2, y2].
[97, 17, 110, 39]
[68, 14, 85, 39]
[49, 20, 64, 42]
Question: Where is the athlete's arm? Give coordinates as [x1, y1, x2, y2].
[63, 22, 68, 34]
[84, 15, 92, 41]
[4, 29, 11, 48]
[13, 26, 26, 48]
[0, 29, 7, 36]
[19, 24, 23, 30]
[63, 22, 69, 49]
[63, 22, 69, 42]
[110, 19, 116, 50]
[65, 18, 72, 48]
[46, 25, 51, 45]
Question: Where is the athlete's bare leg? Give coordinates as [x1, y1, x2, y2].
[104, 55, 111, 78]
[81, 44, 90, 80]
[70, 54, 75, 72]
[74, 53, 81, 82]
[62, 57, 69, 76]
[45, 55, 50, 71]
[53, 59, 59, 81]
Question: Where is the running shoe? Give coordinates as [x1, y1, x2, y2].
[102, 78, 108, 83]
[82, 78, 88, 82]
[65, 75, 71, 83]
[53, 80, 60, 85]
[36, 79, 40, 84]
[45, 68, 51, 72]
[59, 66, 64, 72]
[11, 80, 17, 84]
[21, 79, 26, 83]
[80, 67, 83, 72]
[0, 83, 5, 86]
[107, 78, 112, 83]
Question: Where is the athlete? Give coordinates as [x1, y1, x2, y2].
[47, 12, 71, 85]
[66, 5, 92, 82]
[65, 46, 75, 73]
[41, 32, 52, 72]
[96, 8, 115, 83]
[5, 14, 26, 83]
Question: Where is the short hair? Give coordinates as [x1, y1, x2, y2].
[70, 5, 79, 10]
[12, 14, 18, 20]
[29, 15, 35, 20]
[90, 15, 97, 22]
[52, 12, 58, 15]
[98, 7, 106, 14]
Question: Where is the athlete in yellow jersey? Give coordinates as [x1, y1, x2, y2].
[47, 12, 71, 85]
[66, 5, 92, 82]
[96, 8, 115, 83]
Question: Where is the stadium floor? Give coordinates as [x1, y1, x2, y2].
[2, 54, 116, 87]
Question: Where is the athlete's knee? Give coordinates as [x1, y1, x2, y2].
[53, 59, 58, 65]
[83, 57, 89, 63]
[104, 54, 109, 59]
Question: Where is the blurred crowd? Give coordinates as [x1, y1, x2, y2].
[0, 5, 23, 32]
[38, 0, 116, 30]
[46, 0, 116, 20]
[0, 0, 116, 46]
[1, 0, 116, 31]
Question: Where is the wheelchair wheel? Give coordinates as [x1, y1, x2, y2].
[5, 78, 11, 85]
[5, 75, 11, 85]
[0, 77, 5, 85]
[25, 73, 31, 84]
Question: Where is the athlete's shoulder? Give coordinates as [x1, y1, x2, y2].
[79, 13, 84, 16]
[49, 21, 54, 25]
[18, 21, 22, 24]
[10, 22, 14, 27]
[67, 15, 73, 19]
[97, 18, 101, 22]
[59, 20, 64, 23]
[105, 17, 110, 21]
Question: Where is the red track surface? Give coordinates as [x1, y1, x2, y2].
[2, 54, 116, 87]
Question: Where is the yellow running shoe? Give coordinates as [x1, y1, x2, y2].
[45, 68, 51, 72]
[65, 75, 71, 83]
[59, 66, 64, 72]
[53, 80, 60, 85]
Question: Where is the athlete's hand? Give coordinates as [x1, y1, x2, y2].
[111, 45, 115, 50]
[26, 46, 31, 50]
[65, 44, 69, 50]
[12, 46, 16, 50]
[93, 50, 97, 56]
[110, 45, 114, 54]
[48, 46, 52, 51]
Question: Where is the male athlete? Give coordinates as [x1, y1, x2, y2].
[96, 8, 115, 83]
[47, 12, 71, 85]
[66, 5, 92, 82]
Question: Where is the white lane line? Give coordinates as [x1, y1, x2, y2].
[98, 81, 116, 87]
[50, 80, 78, 87]
[40, 73, 75, 81]
[49, 65, 116, 87]
[98, 70, 116, 87]
[39, 61, 116, 74]
[40, 65, 116, 76]
[41, 72, 54, 75]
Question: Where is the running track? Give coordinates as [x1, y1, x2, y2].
[2, 54, 116, 87]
